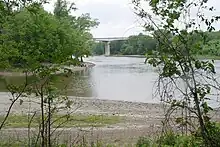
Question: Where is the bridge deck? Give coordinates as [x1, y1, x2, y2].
[93, 37, 128, 41]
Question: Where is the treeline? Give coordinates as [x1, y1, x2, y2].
[92, 31, 220, 57]
[0, 0, 98, 69]
[92, 33, 156, 55]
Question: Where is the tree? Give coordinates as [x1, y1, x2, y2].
[72, 13, 99, 61]
[54, 0, 76, 19]
[54, 0, 99, 62]
[202, 39, 220, 56]
[133, 0, 220, 146]
[110, 40, 126, 54]
[119, 33, 156, 55]
[92, 42, 105, 55]
[1, 6, 80, 68]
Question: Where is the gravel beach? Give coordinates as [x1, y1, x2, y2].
[0, 92, 164, 144]
[0, 92, 220, 145]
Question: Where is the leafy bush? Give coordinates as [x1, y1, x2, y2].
[136, 132, 205, 147]
[156, 131, 177, 146]
[201, 122, 220, 147]
[136, 137, 152, 147]
[175, 136, 202, 147]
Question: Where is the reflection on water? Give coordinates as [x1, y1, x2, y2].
[59, 70, 94, 97]
[0, 70, 93, 97]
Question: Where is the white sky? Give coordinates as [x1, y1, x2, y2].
[44, 0, 220, 38]
[74, 0, 146, 38]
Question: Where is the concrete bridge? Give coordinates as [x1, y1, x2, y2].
[93, 37, 128, 56]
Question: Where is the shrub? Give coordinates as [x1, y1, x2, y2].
[136, 137, 151, 147]
[156, 131, 177, 146]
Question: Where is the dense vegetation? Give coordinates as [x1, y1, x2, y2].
[0, 0, 98, 69]
[92, 31, 220, 57]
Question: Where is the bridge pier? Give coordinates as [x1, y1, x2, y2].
[94, 37, 128, 56]
[104, 41, 110, 56]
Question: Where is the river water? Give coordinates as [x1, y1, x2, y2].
[84, 56, 220, 106]
[85, 56, 159, 103]
[1, 56, 220, 105]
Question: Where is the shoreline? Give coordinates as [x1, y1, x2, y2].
[0, 62, 95, 76]
[0, 92, 164, 116]
[0, 93, 220, 144]
[107, 54, 220, 60]
[0, 93, 164, 144]
[110, 55, 146, 58]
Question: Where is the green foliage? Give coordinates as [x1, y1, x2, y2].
[2, 8, 81, 68]
[122, 34, 156, 55]
[136, 133, 204, 147]
[157, 131, 177, 146]
[195, 122, 220, 147]
[136, 137, 152, 147]
[92, 42, 105, 55]
[0, 0, 98, 69]
[0, 0, 99, 146]
[54, 0, 76, 19]
[92, 33, 156, 55]
[159, 134, 203, 147]
[0, 114, 122, 128]
[201, 39, 220, 56]
[92, 30, 220, 56]
[110, 40, 126, 55]
[133, 0, 220, 146]
[53, 0, 98, 59]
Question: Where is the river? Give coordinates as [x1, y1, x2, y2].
[85, 56, 159, 103]
[82, 56, 220, 106]
[1, 56, 220, 105]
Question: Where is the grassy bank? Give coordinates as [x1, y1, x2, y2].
[0, 114, 122, 128]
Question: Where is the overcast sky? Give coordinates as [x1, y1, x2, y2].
[75, 0, 146, 38]
[44, 0, 220, 38]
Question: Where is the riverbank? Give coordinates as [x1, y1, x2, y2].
[0, 93, 164, 144]
[0, 93, 220, 145]
[110, 55, 146, 58]
[110, 54, 220, 60]
[0, 62, 95, 76]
